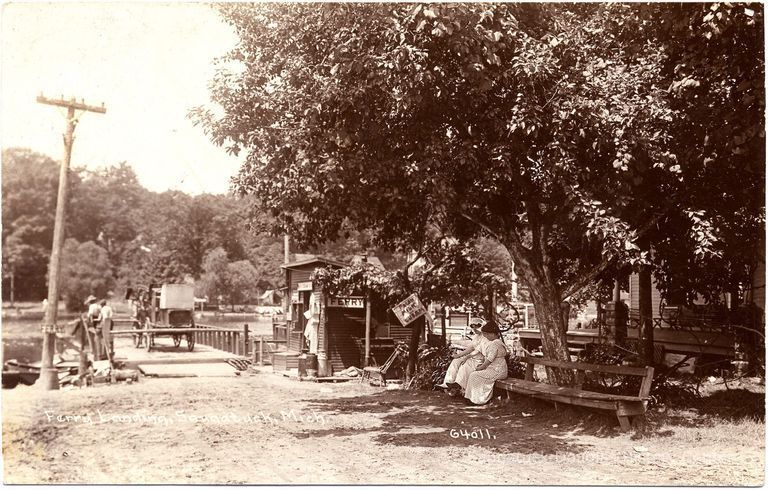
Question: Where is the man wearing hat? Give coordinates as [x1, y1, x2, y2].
[436, 320, 489, 389]
[85, 295, 103, 360]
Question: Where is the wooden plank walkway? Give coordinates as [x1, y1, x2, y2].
[138, 363, 238, 378]
[113, 335, 244, 370]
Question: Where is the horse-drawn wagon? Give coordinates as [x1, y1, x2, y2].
[132, 284, 196, 352]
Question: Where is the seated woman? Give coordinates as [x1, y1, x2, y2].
[436, 322, 486, 389]
[463, 321, 508, 405]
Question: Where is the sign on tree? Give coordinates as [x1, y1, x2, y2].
[392, 293, 427, 326]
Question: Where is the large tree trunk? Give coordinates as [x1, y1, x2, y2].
[406, 315, 424, 379]
[527, 276, 573, 386]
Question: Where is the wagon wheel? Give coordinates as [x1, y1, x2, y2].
[173, 335, 182, 348]
[186, 333, 195, 352]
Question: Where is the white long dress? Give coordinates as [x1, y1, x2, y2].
[464, 339, 508, 405]
[446, 335, 488, 385]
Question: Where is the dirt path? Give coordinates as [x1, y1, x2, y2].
[2, 371, 764, 485]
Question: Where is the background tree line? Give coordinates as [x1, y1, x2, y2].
[5, 148, 495, 310]
[1, 147, 291, 310]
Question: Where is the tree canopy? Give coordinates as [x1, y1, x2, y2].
[196, 3, 764, 374]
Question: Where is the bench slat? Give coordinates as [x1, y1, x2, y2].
[521, 356, 650, 377]
[496, 378, 648, 402]
[497, 382, 616, 411]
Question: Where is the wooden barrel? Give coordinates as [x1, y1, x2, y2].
[306, 353, 318, 377]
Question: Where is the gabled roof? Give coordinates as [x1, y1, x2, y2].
[350, 254, 386, 270]
[280, 255, 348, 270]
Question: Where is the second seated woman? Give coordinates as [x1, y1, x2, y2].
[463, 320, 509, 405]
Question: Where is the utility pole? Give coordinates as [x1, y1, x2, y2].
[284, 234, 290, 263]
[362, 252, 370, 367]
[37, 94, 106, 390]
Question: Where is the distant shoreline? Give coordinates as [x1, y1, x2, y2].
[2, 311, 79, 322]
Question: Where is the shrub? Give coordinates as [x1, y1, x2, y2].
[506, 356, 530, 380]
[396, 343, 453, 390]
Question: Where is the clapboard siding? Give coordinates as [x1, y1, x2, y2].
[318, 307, 326, 350]
[288, 328, 303, 352]
[286, 267, 315, 352]
[629, 273, 662, 318]
[385, 310, 413, 342]
[327, 308, 366, 373]
[629, 274, 639, 311]
[290, 269, 313, 289]
[527, 306, 539, 328]
[273, 352, 300, 372]
[388, 323, 411, 341]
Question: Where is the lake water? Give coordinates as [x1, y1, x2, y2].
[1, 315, 274, 364]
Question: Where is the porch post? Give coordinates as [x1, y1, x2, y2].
[613, 278, 627, 347]
[364, 293, 372, 367]
[318, 293, 330, 376]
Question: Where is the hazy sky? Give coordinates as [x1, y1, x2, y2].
[1, 2, 242, 195]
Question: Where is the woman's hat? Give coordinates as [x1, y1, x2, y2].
[84, 295, 97, 305]
[480, 320, 501, 335]
[469, 319, 485, 331]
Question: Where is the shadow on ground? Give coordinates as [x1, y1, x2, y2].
[648, 385, 765, 431]
[695, 387, 765, 421]
[296, 380, 765, 454]
[297, 388, 622, 455]
[143, 344, 191, 353]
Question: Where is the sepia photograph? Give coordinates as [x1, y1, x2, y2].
[1, 2, 765, 485]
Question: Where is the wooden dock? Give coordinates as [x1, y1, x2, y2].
[113, 335, 244, 371]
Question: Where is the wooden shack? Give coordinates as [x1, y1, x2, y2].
[271, 255, 412, 377]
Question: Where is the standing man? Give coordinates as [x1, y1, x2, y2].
[86, 295, 102, 360]
[98, 299, 114, 361]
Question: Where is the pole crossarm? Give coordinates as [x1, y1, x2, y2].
[36, 94, 106, 114]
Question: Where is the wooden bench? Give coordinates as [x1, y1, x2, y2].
[495, 357, 654, 431]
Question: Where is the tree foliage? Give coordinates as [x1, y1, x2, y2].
[629, 3, 765, 304]
[198, 247, 260, 309]
[1, 148, 291, 305]
[227, 259, 260, 307]
[196, 3, 764, 376]
[2, 148, 63, 300]
[59, 238, 113, 311]
[314, 238, 513, 306]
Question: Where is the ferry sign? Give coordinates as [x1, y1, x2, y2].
[327, 296, 365, 309]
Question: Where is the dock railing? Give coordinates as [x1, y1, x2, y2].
[251, 335, 288, 366]
[194, 324, 288, 365]
[194, 324, 251, 357]
[112, 319, 287, 363]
